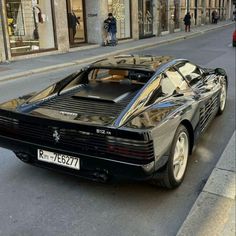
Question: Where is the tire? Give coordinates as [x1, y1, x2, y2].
[217, 76, 227, 115]
[151, 125, 190, 189]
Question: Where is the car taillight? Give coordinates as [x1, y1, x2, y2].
[107, 144, 149, 158]
[233, 31, 236, 40]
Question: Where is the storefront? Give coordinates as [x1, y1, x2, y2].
[66, 0, 86, 46]
[173, 0, 180, 29]
[5, 0, 56, 55]
[194, 0, 198, 25]
[138, 0, 153, 38]
[159, 0, 168, 32]
[108, 0, 131, 39]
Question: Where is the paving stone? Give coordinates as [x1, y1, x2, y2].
[216, 132, 235, 172]
[221, 201, 236, 236]
[203, 168, 235, 200]
[177, 192, 234, 236]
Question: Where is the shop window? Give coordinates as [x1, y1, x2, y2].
[108, 0, 131, 39]
[67, 0, 86, 46]
[173, 0, 180, 29]
[138, 0, 153, 38]
[159, 0, 168, 32]
[6, 0, 56, 55]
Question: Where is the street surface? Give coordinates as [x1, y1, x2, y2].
[0, 25, 235, 236]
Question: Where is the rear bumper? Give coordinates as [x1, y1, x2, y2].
[0, 135, 155, 181]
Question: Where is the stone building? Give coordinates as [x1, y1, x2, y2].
[0, 0, 234, 62]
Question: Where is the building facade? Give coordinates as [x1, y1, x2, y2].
[0, 0, 234, 62]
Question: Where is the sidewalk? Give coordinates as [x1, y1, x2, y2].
[0, 20, 234, 83]
[177, 132, 235, 236]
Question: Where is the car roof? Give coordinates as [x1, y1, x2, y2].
[90, 55, 173, 72]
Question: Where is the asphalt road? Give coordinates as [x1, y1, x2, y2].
[0, 25, 235, 236]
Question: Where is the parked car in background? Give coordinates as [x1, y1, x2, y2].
[0, 55, 228, 188]
[233, 30, 236, 47]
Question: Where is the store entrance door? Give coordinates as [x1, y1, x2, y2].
[138, 0, 153, 38]
[67, 0, 86, 46]
[159, 0, 168, 32]
[194, 0, 198, 25]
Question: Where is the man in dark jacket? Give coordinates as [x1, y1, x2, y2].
[183, 12, 191, 32]
[106, 13, 117, 46]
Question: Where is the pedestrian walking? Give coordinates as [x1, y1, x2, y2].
[103, 17, 110, 46]
[183, 12, 191, 32]
[214, 10, 219, 24]
[233, 10, 236, 21]
[104, 13, 117, 46]
[211, 10, 216, 23]
[212, 10, 218, 24]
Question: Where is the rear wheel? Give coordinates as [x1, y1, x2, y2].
[152, 125, 190, 189]
[217, 76, 227, 115]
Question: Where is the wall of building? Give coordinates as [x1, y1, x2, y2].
[86, 0, 108, 44]
[0, 0, 10, 62]
[0, 10, 5, 62]
[131, 0, 139, 39]
[53, 0, 69, 52]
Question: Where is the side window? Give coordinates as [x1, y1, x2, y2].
[176, 62, 202, 85]
[165, 67, 189, 91]
[160, 73, 176, 95]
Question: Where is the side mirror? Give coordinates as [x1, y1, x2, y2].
[215, 68, 226, 76]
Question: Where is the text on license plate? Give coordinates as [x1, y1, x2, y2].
[37, 150, 80, 170]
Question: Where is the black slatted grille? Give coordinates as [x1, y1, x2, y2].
[199, 94, 219, 131]
[37, 89, 138, 118]
[0, 116, 154, 160]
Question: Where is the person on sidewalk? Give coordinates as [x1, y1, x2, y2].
[214, 10, 219, 24]
[233, 10, 236, 21]
[211, 10, 216, 24]
[103, 17, 110, 46]
[183, 12, 191, 32]
[212, 10, 218, 24]
[106, 13, 117, 46]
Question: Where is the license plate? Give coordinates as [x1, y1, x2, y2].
[37, 149, 80, 170]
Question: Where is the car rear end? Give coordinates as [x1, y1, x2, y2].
[0, 108, 155, 182]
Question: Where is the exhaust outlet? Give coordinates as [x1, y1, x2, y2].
[15, 153, 32, 163]
[92, 171, 109, 183]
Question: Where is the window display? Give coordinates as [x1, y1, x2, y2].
[173, 0, 180, 29]
[138, 0, 153, 38]
[108, 0, 131, 39]
[159, 0, 168, 32]
[6, 0, 56, 55]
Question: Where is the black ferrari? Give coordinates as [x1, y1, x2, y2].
[0, 55, 228, 188]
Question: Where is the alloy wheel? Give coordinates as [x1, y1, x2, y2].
[220, 77, 227, 111]
[173, 132, 189, 181]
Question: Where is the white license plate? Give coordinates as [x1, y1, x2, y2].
[37, 149, 80, 170]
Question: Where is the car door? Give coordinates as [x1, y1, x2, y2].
[175, 61, 220, 132]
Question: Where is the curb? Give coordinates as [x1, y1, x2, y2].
[0, 22, 234, 83]
[177, 132, 236, 236]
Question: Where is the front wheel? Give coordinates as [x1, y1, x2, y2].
[152, 125, 190, 189]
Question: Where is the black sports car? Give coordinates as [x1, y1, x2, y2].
[0, 55, 228, 188]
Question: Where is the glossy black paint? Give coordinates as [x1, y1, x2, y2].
[0, 55, 227, 182]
